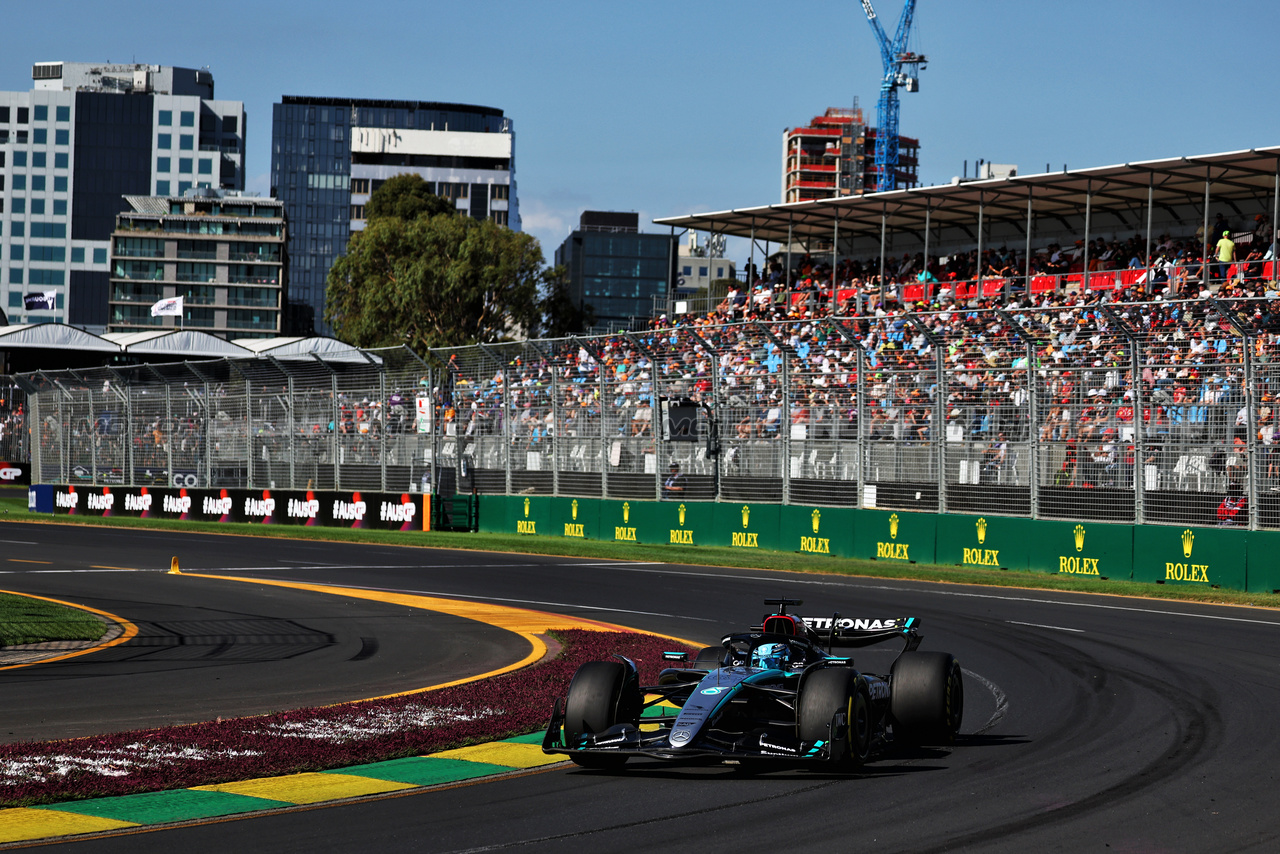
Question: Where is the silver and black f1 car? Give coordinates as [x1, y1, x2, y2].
[543, 598, 963, 769]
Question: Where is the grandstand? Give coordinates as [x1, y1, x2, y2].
[15, 147, 1280, 531]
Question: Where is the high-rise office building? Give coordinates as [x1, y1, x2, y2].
[270, 97, 519, 336]
[0, 61, 245, 328]
[108, 189, 285, 338]
[554, 211, 676, 333]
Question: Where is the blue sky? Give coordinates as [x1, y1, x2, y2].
[8, 1, 1279, 265]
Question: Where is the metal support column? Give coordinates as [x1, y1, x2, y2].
[786, 214, 793, 294]
[1202, 166, 1211, 290]
[287, 375, 297, 489]
[999, 309, 1038, 518]
[203, 382, 212, 489]
[1273, 160, 1279, 261]
[89, 390, 98, 485]
[550, 362, 560, 497]
[378, 369, 387, 491]
[907, 315, 944, 513]
[1152, 171, 1162, 297]
[1102, 305, 1144, 523]
[1082, 181, 1092, 292]
[975, 191, 985, 303]
[598, 347, 609, 500]
[832, 213, 840, 315]
[781, 346, 790, 504]
[878, 203, 887, 306]
[331, 371, 341, 489]
[856, 344, 867, 505]
[1213, 300, 1258, 530]
[164, 383, 174, 488]
[1027, 336, 1040, 518]
[502, 360, 513, 496]
[1024, 186, 1033, 298]
[922, 199, 931, 301]
[244, 373, 254, 489]
[1244, 330, 1258, 530]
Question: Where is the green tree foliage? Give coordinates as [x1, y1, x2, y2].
[364, 174, 457, 221]
[539, 264, 595, 338]
[325, 212, 546, 351]
[326, 173, 595, 348]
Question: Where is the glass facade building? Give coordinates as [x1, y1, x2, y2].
[555, 212, 676, 333]
[0, 62, 245, 329]
[270, 97, 518, 336]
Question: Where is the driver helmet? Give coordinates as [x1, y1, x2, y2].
[750, 642, 789, 670]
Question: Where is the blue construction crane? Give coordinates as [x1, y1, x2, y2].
[860, 0, 926, 192]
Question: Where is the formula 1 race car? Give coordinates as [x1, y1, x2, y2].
[543, 599, 963, 769]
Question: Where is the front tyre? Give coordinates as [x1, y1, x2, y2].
[798, 668, 871, 768]
[563, 661, 639, 769]
[890, 651, 964, 745]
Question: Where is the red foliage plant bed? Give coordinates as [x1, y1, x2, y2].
[0, 629, 693, 807]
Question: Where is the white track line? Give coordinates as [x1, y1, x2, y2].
[588, 565, 1280, 629]
[1007, 620, 1084, 633]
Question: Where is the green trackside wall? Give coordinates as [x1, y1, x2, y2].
[476, 496, 1274, 593]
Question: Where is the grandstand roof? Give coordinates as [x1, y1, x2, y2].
[230, 336, 377, 363]
[101, 330, 255, 358]
[0, 323, 119, 352]
[655, 146, 1280, 242]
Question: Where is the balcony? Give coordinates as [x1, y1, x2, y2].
[110, 286, 163, 303]
[113, 268, 164, 281]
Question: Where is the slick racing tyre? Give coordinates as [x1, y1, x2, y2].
[890, 651, 964, 745]
[563, 661, 639, 769]
[798, 668, 871, 767]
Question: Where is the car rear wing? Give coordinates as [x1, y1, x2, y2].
[799, 615, 923, 651]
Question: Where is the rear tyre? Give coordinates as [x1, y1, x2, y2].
[563, 661, 639, 769]
[890, 651, 964, 745]
[798, 668, 870, 768]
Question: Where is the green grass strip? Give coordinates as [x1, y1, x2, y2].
[0, 592, 106, 647]
[4, 492, 1280, 610]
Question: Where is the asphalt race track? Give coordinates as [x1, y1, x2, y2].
[3, 519, 1280, 852]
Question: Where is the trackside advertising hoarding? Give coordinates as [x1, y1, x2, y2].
[47, 486, 425, 531]
[0, 462, 30, 486]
